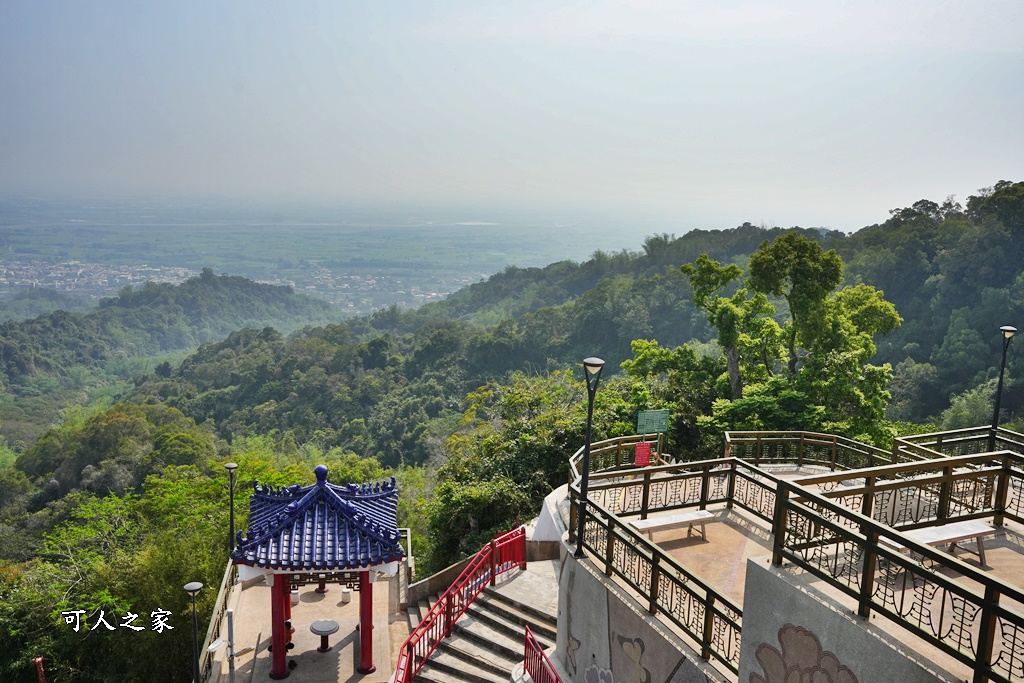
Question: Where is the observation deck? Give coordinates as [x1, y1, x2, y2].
[564, 427, 1024, 683]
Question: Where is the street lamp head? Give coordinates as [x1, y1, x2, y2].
[184, 581, 203, 597]
[224, 462, 238, 472]
[1001, 326, 1017, 340]
[583, 357, 605, 374]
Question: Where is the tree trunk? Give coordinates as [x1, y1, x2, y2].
[726, 345, 743, 399]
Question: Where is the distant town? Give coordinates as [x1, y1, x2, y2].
[0, 258, 477, 313]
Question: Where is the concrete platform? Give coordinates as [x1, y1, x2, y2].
[208, 573, 408, 683]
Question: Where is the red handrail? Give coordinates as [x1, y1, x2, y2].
[393, 526, 526, 683]
[525, 624, 562, 683]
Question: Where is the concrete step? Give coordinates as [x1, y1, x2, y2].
[476, 589, 557, 643]
[406, 563, 562, 682]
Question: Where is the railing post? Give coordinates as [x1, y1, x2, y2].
[640, 470, 652, 520]
[857, 528, 878, 618]
[605, 518, 615, 577]
[701, 591, 715, 661]
[700, 465, 710, 510]
[519, 527, 527, 570]
[832, 434, 838, 471]
[616, 441, 622, 468]
[995, 455, 1010, 527]
[973, 584, 1000, 683]
[861, 475, 875, 520]
[444, 594, 454, 638]
[726, 459, 736, 510]
[772, 481, 789, 565]
[648, 554, 660, 615]
[938, 464, 953, 521]
[568, 489, 578, 544]
[489, 540, 497, 587]
[799, 432, 805, 467]
[756, 434, 762, 465]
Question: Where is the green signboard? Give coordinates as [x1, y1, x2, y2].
[636, 409, 669, 434]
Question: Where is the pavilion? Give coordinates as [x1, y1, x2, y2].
[230, 464, 404, 679]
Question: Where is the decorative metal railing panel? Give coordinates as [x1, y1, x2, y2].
[569, 431, 1024, 683]
[774, 464, 1024, 683]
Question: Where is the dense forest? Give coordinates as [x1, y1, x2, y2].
[1, 180, 1022, 681]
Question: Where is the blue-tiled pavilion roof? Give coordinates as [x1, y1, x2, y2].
[230, 464, 403, 571]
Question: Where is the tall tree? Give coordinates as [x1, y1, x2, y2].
[681, 255, 774, 398]
[748, 232, 843, 373]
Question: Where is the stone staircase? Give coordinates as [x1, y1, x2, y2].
[408, 585, 558, 683]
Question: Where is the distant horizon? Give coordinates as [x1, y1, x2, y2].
[3, 2, 1021, 238]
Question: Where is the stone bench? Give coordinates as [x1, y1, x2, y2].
[880, 519, 995, 566]
[629, 509, 715, 541]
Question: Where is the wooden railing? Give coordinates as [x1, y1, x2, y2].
[772, 451, 1024, 683]
[568, 433, 669, 484]
[392, 527, 526, 683]
[524, 624, 562, 683]
[725, 430, 913, 469]
[568, 443, 789, 674]
[894, 426, 1024, 461]
[201, 561, 237, 682]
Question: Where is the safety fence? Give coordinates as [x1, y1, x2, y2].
[893, 426, 1024, 462]
[524, 623, 562, 683]
[392, 526, 526, 683]
[724, 430, 915, 469]
[201, 560, 237, 682]
[568, 445, 787, 674]
[774, 451, 1024, 683]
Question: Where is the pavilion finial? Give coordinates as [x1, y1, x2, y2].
[315, 464, 328, 486]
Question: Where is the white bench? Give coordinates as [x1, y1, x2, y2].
[880, 520, 995, 566]
[629, 510, 715, 541]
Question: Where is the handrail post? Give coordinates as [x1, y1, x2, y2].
[568, 489, 578, 544]
[861, 475, 875, 520]
[939, 464, 953, 521]
[648, 554, 660, 615]
[857, 528, 878, 618]
[489, 540, 497, 586]
[756, 434, 762, 465]
[640, 470, 652, 520]
[772, 481, 789, 565]
[798, 432, 805, 467]
[701, 591, 715, 661]
[605, 518, 615, 577]
[726, 459, 737, 510]
[973, 584, 1000, 683]
[832, 434, 838, 471]
[995, 455, 1010, 527]
[700, 465, 711, 510]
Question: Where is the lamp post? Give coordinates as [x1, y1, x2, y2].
[184, 581, 203, 683]
[991, 325, 1017, 450]
[225, 462, 238, 553]
[575, 357, 605, 559]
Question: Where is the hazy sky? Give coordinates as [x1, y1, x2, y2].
[2, 1, 1022, 232]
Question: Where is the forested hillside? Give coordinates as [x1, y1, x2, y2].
[0, 269, 339, 445]
[1, 180, 1023, 682]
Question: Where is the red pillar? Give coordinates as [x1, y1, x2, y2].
[357, 571, 376, 674]
[284, 575, 293, 625]
[269, 574, 289, 679]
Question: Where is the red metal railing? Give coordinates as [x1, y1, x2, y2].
[392, 526, 527, 683]
[524, 624, 562, 683]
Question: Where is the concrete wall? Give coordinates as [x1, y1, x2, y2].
[738, 560, 956, 683]
[407, 557, 473, 605]
[556, 543, 724, 683]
